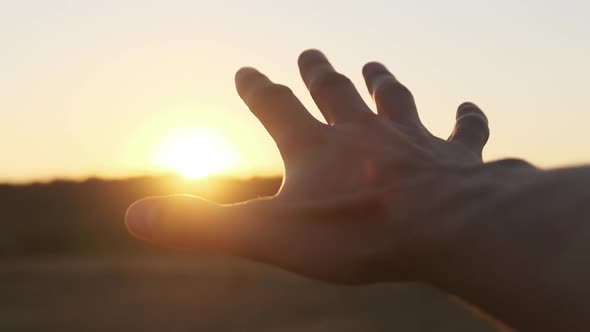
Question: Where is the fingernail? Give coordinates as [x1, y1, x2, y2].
[125, 200, 158, 240]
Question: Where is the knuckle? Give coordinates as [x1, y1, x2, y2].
[491, 158, 534, 168]
[355, 109, 378, 124]
[309, 72, 352, 95]
[456, 112, 489, 129]
[259, 83, 293, 98]
[374, 78, 412, 100]
[249, 83, 294, 105]
[281, 128, 326, 158]
[454, 113, 490, 143]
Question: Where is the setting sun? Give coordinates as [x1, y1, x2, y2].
[154, 130, 236, 179]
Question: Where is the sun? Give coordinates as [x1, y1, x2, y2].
[154, 130, 236, 179]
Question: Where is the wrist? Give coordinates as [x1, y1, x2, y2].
[402, 158, 537, 282]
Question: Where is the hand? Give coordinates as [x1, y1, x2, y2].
[126, 49, 490, 284]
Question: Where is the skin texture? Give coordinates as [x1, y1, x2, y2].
[126, 49, 490, 282]
[126, 49, 590, 331]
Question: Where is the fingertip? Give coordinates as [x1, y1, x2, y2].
[362, 62, 399, 96]
[125, 197, 160, 241]
[458, 101, 478, 109]
[235, 67, 260, 84]
[126, 195, 222, 247]
[298, 49, 330, 69]
[457, 102, 487, 120]
[449, 112, 490, 152]
[362, 61, 389, 78]
[234, 67, 272, 100]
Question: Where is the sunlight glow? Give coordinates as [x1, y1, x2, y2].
[154, 130, 236, 179]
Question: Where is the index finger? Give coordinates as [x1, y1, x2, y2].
[235, 67, 324, 152]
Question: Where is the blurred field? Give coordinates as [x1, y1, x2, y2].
[0, 176, 495, 331]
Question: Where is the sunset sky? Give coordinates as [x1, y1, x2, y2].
[1, 0, 589, 182]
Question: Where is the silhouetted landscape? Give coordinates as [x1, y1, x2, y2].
[0, 176, 494, 331]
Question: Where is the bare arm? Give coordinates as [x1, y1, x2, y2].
[422, 161, 590, 331]
[125, 49, 590, 331]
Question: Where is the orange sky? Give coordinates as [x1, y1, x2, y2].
[1, 1, 589, 182]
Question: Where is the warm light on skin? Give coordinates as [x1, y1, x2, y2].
[154, 130, 237, 179]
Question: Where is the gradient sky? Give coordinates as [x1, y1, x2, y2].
[1, 0, 589, 182]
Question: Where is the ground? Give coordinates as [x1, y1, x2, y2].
[1, 256, 495, 331]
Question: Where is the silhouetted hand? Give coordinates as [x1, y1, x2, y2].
[126, 49, 489, 283]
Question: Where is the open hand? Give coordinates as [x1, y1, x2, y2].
[126, 49, 490, 284]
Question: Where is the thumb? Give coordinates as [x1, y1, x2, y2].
[125, 194, 380, 283]
[125, 195, 304, 264]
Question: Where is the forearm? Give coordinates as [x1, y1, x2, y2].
[424, 161, 590, 331]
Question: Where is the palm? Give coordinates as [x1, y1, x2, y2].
[126, 50, 490, 283]
[279, 116, 485, 201]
